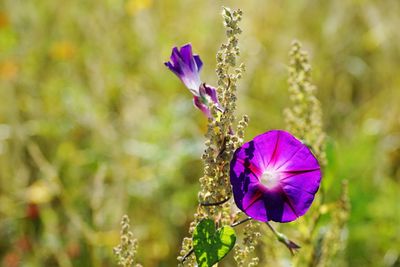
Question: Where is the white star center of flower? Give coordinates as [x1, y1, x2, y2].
[260, 169, 280, 189]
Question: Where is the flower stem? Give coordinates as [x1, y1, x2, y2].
[231, 216, 252, 227]
[265, 221, 301, 255]
[265, 221, 279, 236]
[200, 196, 231, 206]
[181, 249, 194, 264]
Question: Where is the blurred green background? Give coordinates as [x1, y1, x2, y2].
[0, 0, 399, 266]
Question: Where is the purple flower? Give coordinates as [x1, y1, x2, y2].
[230, 130, 321, 223]
[165, 44, 220, 117]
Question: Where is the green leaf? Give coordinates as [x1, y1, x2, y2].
[192, 219, 236, 267]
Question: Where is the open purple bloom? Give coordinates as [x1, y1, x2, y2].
[230, 130, 321, 223]
[165, 44, 220, 117]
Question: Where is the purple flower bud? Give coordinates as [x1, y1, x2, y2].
[193, 84, 222, 117]
[165, 44, 221, 117]
[230, 130, 321, 223]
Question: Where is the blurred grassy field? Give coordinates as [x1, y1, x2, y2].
[0, 0, 399, 266]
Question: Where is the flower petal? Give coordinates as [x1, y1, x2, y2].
[280, 182, 317, 219]
[203, 84, 219, 106]
[277, 146, 320, 173]
[231, 140, 264, 176]
[164, 44, 202, 94]
[251, 131, 280, 169]
[193, 96, 211, 117]
[193, 55, 203, 71]
[179, 44, 196, 71]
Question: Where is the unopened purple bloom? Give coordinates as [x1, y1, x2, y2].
[192, 84, 220, 117]
[230, 130, 321, 223]
[165, 44, 221, 117]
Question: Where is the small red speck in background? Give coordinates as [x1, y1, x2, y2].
[2, 251, 20, 267]
[16, 236, 32, 253]
[66, 242, 81, 259]
[26, 203, 39, 220]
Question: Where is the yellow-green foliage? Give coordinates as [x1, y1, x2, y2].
[0, 0, 399, 266]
